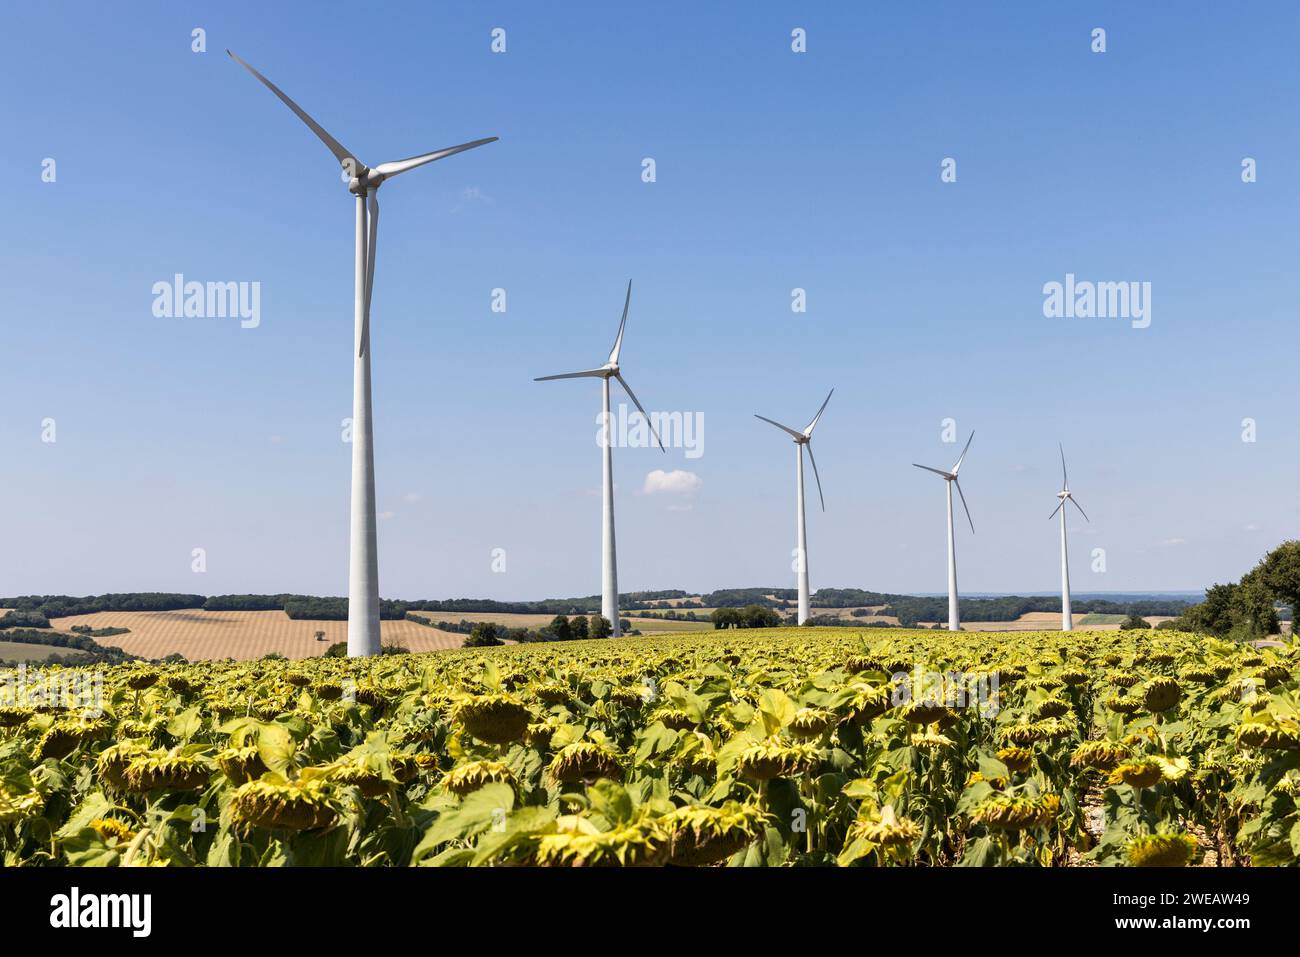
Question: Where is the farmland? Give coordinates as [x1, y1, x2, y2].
[1, 625, 1296, 867]
[32, 611, 464, 661]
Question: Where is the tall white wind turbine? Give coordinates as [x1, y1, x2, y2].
[534, 282, 664, 638]
[228, 51, 497, 657]
[1049, 443, 1089, 631]
[755, 390, 833, 625]
[913, 433, 975, 631]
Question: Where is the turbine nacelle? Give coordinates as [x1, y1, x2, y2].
[1049, 445, 1090, 522]
[912, 431, 975, 533]
[534, 281, 665, 452]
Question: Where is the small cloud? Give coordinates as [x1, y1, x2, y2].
[403, 492, 422, 503]
[1160, 537, 1187, 546]
[452, 186, 492, 212]
[269, 435, 284, 445]
[642, 469, 702, 496]
[378, 511, 396, 521]
[1245, 523, 1262, 532]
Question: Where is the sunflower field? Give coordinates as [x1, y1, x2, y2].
[1, 626, 1298, 866]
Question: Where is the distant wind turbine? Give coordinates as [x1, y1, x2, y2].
[1049, 444, 1089, 632]
[228, 50, 497, 657]
[535, 282, 664, 638]
[755, 390, 834, 625]
[913, 432, 975, 631]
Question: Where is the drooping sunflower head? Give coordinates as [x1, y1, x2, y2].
[96, 742, 147, 790]
[442, 760, 516, 796]
[1105, 694, 1143, 715]
[847, 804, 922, 847]
[1108, 757, 1164, 788]
[452, 693, 533, 745]
[215, 746, 268, 785]
[230, 777, 338, 832]
[548, 742, 624, 784]
[1235, 719, 1300, 751]
[735, 737, 820, 781]
[0, 706, 33, 729]
[996, 746, 1034, 773]
[1033, 698, 1072, 720]
[651, 708, 697, 732]
[1127, 833, 1198, 867]
[969, 792, 1059, 830]
[662, 801, 770, 866]
[789, 707, 836, 739]
[535, 816, 667, 867]
[123, 752, 214, 793]
[1142, 676, 1182, 714]
[125, 670, 160, 691]
[1070, 740, 1131, 771]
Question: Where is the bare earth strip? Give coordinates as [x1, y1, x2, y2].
[37, 610, 464, 661]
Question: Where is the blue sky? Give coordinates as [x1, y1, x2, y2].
[3, 2, 1297, 600]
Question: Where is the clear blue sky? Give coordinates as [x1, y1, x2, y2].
[3, 2, 1296, 600]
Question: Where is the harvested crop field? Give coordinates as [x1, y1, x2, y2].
[0, 640, 91, 663]
[36, 610, 463, 661]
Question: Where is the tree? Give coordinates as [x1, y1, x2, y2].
[1245, 540, 1300, 624]
[570, 615, 589, 640]
[711, 607, 740, 630]
[742, 604, 781, 628]
[1119, 613, 1151, 630]
[464, 622, 504, 648]
[314, 630, 326, 642]
[547, 615, 573, 642]
[589, 615, 612, 639]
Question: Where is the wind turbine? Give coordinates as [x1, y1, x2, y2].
[228, 51, 497, 657]
[755, 390, 833, 625]
[534, 282, 664, 638]
[913, 433, 975, 631]
[1049, 444, 1089, 631]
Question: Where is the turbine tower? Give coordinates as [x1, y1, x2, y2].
[535, 282, 664, 637]
[755, 390, 833, 625]
[228, 51, 497, 657]
[913, 433, 975, 631]
[1049, 443, 1089, 631]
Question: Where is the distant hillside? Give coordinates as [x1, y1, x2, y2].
[1, 587, 1197, 630]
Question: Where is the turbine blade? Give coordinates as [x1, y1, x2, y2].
[360, 191, 378, 357]
[756, 415, 804, 441]
[803, 387, 835, 436]
[952, 431, 975, 475]
[912, 463, 954, 479]
[1069, 496, 1090, 522]
[1049, 500, 1065, 520]
[615, 373, 664, 451]
[608, 280, 631, 364]
[372, 137, 499, 178]
[227, 50, 360, 171]
[805, 442, 826, 511]
[1059, 442, 1068, 490]
[534, 369, 608, 382]
[954, 478, 974, 534]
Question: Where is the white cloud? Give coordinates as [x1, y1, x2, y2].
[642, 469, 702, 496]
[1161, 537, 1187, 546]
[403, 492, 422, 503]
[1245, 523, 1262, 531]
[378, 511, 396, 521]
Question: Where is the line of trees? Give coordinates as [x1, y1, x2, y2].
[711, 605, 783, 629]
